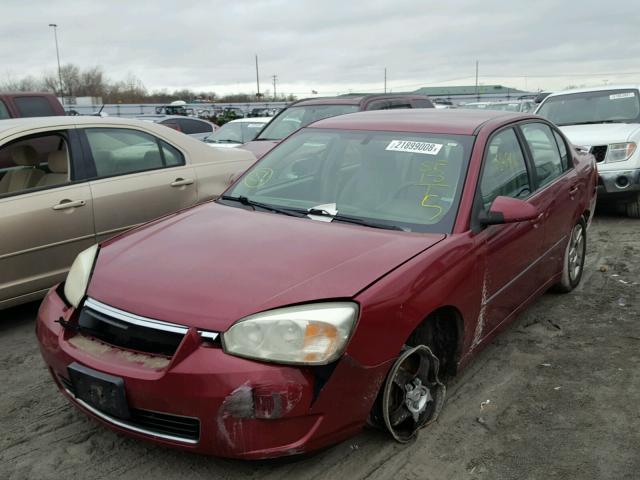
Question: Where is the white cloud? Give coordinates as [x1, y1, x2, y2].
[1, 0, 639, 95]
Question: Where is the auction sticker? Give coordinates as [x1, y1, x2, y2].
[386, 140, 443, 155]
[610, 92, 635, 100]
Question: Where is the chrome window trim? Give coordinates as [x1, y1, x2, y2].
[62, 386, 199, 445]
[84, 297, 219, 341]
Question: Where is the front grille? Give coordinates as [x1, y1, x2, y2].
[78, 298, 188, 356]
[590, 145, 607, 163]
[57, 373, 200, 443]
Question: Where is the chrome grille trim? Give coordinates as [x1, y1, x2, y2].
[84, 297, 219, 341]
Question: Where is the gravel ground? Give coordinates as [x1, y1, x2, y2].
[1, 212, 639, 480]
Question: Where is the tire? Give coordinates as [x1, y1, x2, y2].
[626, 193, 640, 218]
[554, 218, 587, 293]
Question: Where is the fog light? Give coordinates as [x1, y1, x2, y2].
[616, 176, 630, 188]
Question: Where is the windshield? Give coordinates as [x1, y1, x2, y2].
[537, 89, 640, 126]
[256, 104, 360, 141]
[206, 121, 266, 144]
[225, 128, 474, 233]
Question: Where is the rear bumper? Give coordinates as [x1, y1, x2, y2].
[36, 287, 391, 459]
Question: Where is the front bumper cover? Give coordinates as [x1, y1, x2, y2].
[597, 168, 640, 196]
[36, 287, 392, 459]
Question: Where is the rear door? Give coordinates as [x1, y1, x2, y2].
[80, 127, 197, 242]
[474, 126, 546, 336]
[518, 122, 579, 283]
[0, 129, 95, 307]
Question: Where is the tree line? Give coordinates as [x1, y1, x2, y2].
[0, 64, 296, 104]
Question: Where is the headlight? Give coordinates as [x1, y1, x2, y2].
[63, 244, 99, 308]
[222, 302, 359, 365]
[606, 142, 636, 163]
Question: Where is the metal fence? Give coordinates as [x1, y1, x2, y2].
[68, 102, 290, 117]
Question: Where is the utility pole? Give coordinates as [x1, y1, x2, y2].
[48, 23, 63, 104]
[255, 54, 260, 99]
[475, 60, 479, 101]
[272, 75, 278, 100]
[384, 67, 387, 93]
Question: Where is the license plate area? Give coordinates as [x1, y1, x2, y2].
[68, 363, 130, 419]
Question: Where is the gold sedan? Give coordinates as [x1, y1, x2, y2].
[0, 116, 255, 309]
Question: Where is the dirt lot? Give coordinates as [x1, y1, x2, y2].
[1, 212, 639, 480]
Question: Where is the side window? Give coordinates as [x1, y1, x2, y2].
[179, 118, 212, 134]
[0, 100, 10, 119]
[14, 96, 56, 117]
[161, 141, 185, 167]
[386, 99, 413, 109]
[84, 128, 165, 178]
[480, 128, 531, 209]
[366, 100, 391, 110]
[521, 123, 564, 187]
[412, 99, 434, 108]
[0, 133, 70, 196]
[552, 130, 570, 170]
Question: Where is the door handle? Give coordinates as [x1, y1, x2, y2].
[569, 184, 580, 195]
[52, 199, 86, 211]
[170, 178, 194, 187]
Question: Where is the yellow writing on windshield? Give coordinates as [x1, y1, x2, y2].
[416, 158, 451, 221]
[243, 168, 274, 188]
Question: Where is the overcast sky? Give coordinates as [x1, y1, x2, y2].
[2, 0, 639, 96]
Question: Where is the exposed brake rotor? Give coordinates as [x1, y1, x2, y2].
[379, 345, 446, 443]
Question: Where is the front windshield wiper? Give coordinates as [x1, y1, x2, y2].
[307, 208, 405, 231]
[219, 195, 306, 217]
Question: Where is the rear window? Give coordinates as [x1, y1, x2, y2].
[14, 96, 56, 117]
[0, 100, 10, 119]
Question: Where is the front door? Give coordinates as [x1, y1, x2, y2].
[474, 127, 545, 340]
[0, 130, 95, 306]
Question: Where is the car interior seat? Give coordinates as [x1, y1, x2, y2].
[37, 150, 69, 187]
[0, 145, 45, 194]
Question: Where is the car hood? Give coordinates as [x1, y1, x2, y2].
[559, 123, 640, 147]
[240, 140, 279, 159]
[87, 203, 445, 332]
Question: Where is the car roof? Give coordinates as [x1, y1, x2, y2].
[0, 115, 191, 134]
[290, 93, 429, 107]
[307, 109, 532, 135]
[546, 84, 640, 98]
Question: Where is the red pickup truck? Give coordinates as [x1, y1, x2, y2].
[0, 93, 65, 119]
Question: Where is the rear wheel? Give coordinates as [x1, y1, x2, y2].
[626, 193, 640, 218]
[554, 218, 586, 293]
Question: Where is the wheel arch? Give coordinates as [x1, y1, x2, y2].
[405, 305, 465, 378]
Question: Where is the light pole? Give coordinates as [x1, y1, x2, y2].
[48, 23, 63, 104]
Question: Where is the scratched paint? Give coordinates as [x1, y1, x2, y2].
[471, 269, 489, 349]
[68, 334, 170, 369]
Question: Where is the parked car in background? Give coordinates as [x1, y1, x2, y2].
[0, 93, 65, 119]
[536, 85, 640, 217]
[248, 107, 279, 117]
[461, 100, 536, 113]
[215, 107, 247, 126]
[37, 109, 596, 459]
[241, 94, 435, 159]
[0, 116, 254, 309]
[204, 117, 270, 148]
[135, 114, 218, 140]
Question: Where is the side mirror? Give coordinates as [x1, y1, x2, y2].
[479, 196, 540, 226]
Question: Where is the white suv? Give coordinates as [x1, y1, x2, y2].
[536, 85, 640, 217]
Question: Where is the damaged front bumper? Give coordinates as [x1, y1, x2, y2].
[36, 287, 391, 459]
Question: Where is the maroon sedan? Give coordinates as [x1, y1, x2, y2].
[37, 109, 597, 459]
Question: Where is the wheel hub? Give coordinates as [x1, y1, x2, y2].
[404, 378, 432, 422]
